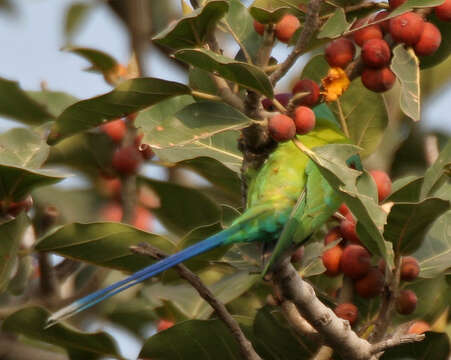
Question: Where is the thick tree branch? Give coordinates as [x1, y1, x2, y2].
[130, 243, 262, 360]
[270, 0, 323, 85]
[272, 257, 375, 360]
[281, 300, 320, 340]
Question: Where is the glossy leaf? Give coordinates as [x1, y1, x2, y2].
[381, 332, 449, 360]
[250, 0, 305, 23]
[384, 198, 449, 255]
[139, 100, 251, 149]
[35, 222, 176, 272]
[144, 271, 257, 319]
[330, 78, 388, 157]
[421, 140, 451, 199]
[153, 1, 229, 50]
[27, 90, 79, 117]
[140, 318, 243, 359]
[175, 48, 273, 97]
[223, 0, 262, 61]
[2, 306, 121, 358]
[154, 130, 243, 173]
[306, 144, 392, 264]
[0, 214, 28, 292]
[139, 177, 221, 237]
[64, 46, 118, 73]
[0, 77, 54, 125]
[391, 45, 420, 122]
[318, 8, 348, 39]
[47, 78, 190, 144]
[177, 156, 241, 196]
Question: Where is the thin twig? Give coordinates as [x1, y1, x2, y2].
[130, 243, 262, 360]
[270, 0, 323, 85]
[336, 98, 350, 138]
[191, 90, 223, 102]
[222, 20, 253, 64]
[319, 1, 387, 22]
[371, 334, 425, 354]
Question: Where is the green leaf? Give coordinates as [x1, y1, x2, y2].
[189, 67, 220, 95]
[250, 0, 305, 23]
[140, 318, 244, 359]
[298, 242, 326, 277]
[318, 8, 349, 39]
[0, 213, 28, 291]
[154, 130, 243, 173]
[389, 0, 448, 17]
[384, 198, 450, 255]
[139, 100, 251, 149]
[47, 132, 116, 176]
[0, 77, 54, 125]
[175, 48, 273, 97]
[390, 45, 420, 122]
[301, 54, 329, 83]
[253, 307, 319, 359]
[414, 182, 451, 278]
[330, 78, 388, 157]
[64, 2, 93, 42]
[144, 271, 257, 319]
[27, 90, 79, 117]
[420, 13, 451, 69]
[64, 46, 118, 73]
[178, 156, 241, 196]
[0, 128, 50, 168]
[223, 0, 263, 61]
[381, 332, 450, 360]
[307, 144, 392, 264]
[35, 222, 176, 272]
[421, 140, 451, 199]
[153, 1, 229, 50]
[386, 175, 423, 203]
[48, 78, 190, 144]
[139, 177, 221, 237]
[2, 306, 121, 358]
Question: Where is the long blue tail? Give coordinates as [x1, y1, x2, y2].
[46, 227, 234, 327]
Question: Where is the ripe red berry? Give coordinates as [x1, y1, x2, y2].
[361, 39, 391, 68]
[6, 195, 33, 216]
[101, 202, 123, 222]
[292, 79, 320, 107]
[325, 38, 356, 68]
[400, 256, 420, 281]
[355, 268, 385, 298]
[334, 303, 358, 325]
[407, 321, 430, 334]
[262, 93, 292, 111]
[389, 12, 425, 45]
[133, 206, 153, 231]
[338, 203, 351, 217]
[361, 67, 396, 93]
[352, 18, 383, 46]
[389, 0, 407, 9]
[324, 226, 342, 246]
[369, 170, 392, 202]
[414, 22, 442, 57]
[340, 217, 361, 245]
[101, 119, 126, 143]
[139, 144, 154, 160]
[112, 145, 142, 174]
[322, 245, 344, 276]
[253, 20, 265, 35]
[268, 114, 296, 142]
[157, 319, 174, 332]
[275, 14, 301, 43]
[435, 0, 451, 22]
[396, 289, 418, 315]
[373, 10, 390, 33]
[340, 244, 371, 280]
[294, 106, 316, 134]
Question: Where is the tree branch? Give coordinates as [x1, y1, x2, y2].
[371, 334, 425, 354]
[272, 257, 375, 360]
[270, 0, 323, 85]
[130, 243, 262, 360]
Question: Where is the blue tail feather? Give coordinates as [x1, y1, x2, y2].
[46, 227, 233, 327]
